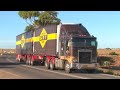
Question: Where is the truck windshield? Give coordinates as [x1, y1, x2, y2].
[69, 37, 97, 47]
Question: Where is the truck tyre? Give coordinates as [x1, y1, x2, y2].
[27, 57, 31, 65]
[21, 56, 25, 62]
[41, 59, 45, 66]
[18, 57, 22, 62]
[50, 60, 55, 70]
[65, 61, 71, 73]
[17, 56, 20, 62]
[28, 60, 31, 65]
[31, 60, 35, 66]
[45, 59, 50, 69]
[26, 60, 29, 65]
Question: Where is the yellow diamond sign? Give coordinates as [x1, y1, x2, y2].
[39, 28, 48, 48]
[21, 35, 25, 48]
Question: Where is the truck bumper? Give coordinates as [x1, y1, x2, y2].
[70, 63, 99, 70]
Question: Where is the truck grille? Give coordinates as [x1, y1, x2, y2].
[78, 51, 91, 63]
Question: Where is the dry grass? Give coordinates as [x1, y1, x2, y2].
[0, 49, 15, 54]
[97, 49, 120, 67]
[97, 49, 120, 56]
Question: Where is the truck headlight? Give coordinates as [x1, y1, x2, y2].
[72, 60, 78, 63]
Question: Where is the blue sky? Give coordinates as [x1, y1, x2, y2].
[0, 11, 120, 49]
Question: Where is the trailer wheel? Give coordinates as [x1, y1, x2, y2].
[28, 60, 31, 65]
[31, 60, 35, 66]
[18, 57, 22, 62]
[21, 56, 25, 62]
[50, 60, 55, 70]
[65, 61, 71, 73]
[27, 57, 31, 65]
[45, 59, 50, 69]
[26, 60, 29, 65]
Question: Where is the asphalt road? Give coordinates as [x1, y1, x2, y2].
[0, 55, 120, 79]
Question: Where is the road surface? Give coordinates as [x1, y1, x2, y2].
[0, 55, 120, 79]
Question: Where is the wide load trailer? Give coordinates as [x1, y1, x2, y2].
[16, 24, 99, 73]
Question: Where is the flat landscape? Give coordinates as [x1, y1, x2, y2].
[98, 48, 120, 56]
[0, 52, 120, 79]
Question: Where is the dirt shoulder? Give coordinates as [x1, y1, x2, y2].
[0, 69, 21, 79]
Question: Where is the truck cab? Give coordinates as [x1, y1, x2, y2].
[67, 36, 98, 69]
[57, 24, 99, 73]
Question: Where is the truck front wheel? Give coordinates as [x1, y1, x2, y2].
[65, 61, 71, 73]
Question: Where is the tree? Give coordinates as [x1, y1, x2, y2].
[25, 25, 34, 32]
[18, 11, 38, 32]
[18, 11, 39, 25]
[38, 11, 61, 26]
[18, 11, 61, 32]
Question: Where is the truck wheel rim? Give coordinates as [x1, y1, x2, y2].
[26, 60, 28, 64]
[45, 61, 48, 67]
[65, 63, 70, 71]
[50, 62, 53, 69]
[18, 57, 20, 61]
[31, 61, 33, 65]
[28, 60, 29, 64]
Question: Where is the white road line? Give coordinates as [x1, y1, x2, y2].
[6, 58, 120, 79]
[22, 65, 90, 79]
[100, 74, 120, 78]
[7, 58, 90, 79]
[7, 58, 120, 79]
[6, 59, 15, 63]
[2, 58, 22, 78]
[0, 69, 20, 77]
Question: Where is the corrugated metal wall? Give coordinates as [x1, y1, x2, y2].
[16, 30, 33, 55]
[34, 24, 57, 56]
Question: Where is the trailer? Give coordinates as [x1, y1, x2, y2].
[16, 24, 99, 73]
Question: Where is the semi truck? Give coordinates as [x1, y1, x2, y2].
[16, 24, 99, 73]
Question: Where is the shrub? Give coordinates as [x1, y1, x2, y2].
[109, 52, 118, 56]
[97, 56, 115, 67]
[105, 70, 114, 75]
